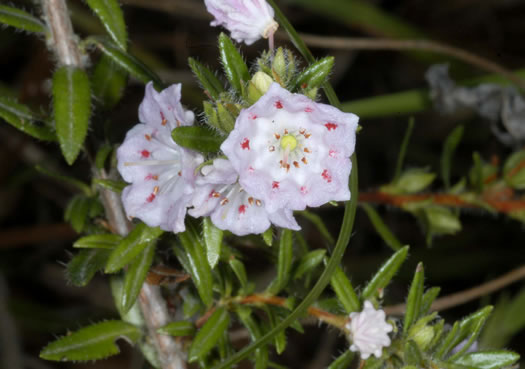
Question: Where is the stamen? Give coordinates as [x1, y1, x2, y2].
[269, 145, 275, 152]
[124, 160, 181, 167]
[293, 161, 299, 168]
[248, 197, 254, 205]
[220, 198, 229, 205]
[302, 157, 308, 164]
[255, 199, 262, 206]
[304, 147, 311, 153]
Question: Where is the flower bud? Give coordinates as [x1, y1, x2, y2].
[251, 71, 273, 95]
[382, 169, 436, 194]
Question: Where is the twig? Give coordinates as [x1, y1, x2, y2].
[288, 32, 525, 90]
[385, 264, 525, 315]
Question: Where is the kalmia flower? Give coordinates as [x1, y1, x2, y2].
[189, 159, 300, 236]
[204, 0, 279, 45]
[117, 82, 203, 233]
[346, 301, 393, 359]
[221, 82, 358, 214]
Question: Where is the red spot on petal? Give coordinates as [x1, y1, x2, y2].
[241, 138, 250, 150]
[248, 166, 255, 173]
[141, 150, 150, 158]
[272, 181, 280, 189]
[300, 186, 308, 194]
[238, 205, 246, 214]
[325, 122, 338, 131]
[275, 101, 283, 109]
[329, 149, 337, 158]
[250, 113, 257, 120]
[160, 112, 167, 126]
[146, 193, 156, 203]
[304, 107, 313, 113]
[145, 174, 154, 180]
[322, 169, 332, 183]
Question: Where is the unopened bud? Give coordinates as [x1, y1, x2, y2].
[251, 71, 273, 95]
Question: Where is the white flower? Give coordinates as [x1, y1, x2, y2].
[346, 301, 393, 359]
[204, 0, 279, 45]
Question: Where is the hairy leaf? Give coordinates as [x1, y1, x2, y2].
[453, 351, 520, 369]
[0, 96, 55, 141]
[66, 249, 110, 287]
[172, 125, 224, 153]
[92, 54, 128, 109]
[158, 321, 195, 337]
[86, 0, 127, 50]
[404, 263, 424, 334]
[121, 242, 156, 313]
[203, 217, 223, 269]
[294, 249, 326, 279]
[330, 265, 360, 313]
[74, 234, 122, 249]
[362, 245, 409, 299]
[0, 5, 46, 33]
[218, 33, 250, 95]
[188, 308, 230, 362]
[188, 57, 224, 100]
[361, 203, 402, 251]
[293, 56, 334, 91]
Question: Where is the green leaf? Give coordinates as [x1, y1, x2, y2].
[404, 340, 423, 366]
[177, 229, 213, 307]
[218, 33, 250, 95]
[453, 351, 520, 369]
[188, 307, 229, 363]
[265, 307, 287, 354]
[361, 203, 403, 251]
[294, 249, 326, 279]
[394, 117, 415, 181]
[93, 178, 127, 194]
[203, 217, 223, 269]
[158, 321, 195, 337]
[66, 249, 110, 287]
[420, 287, 440, 316]
[441, 125, 464, 189]
[503, 150, 525, 190]
[237, 307, 269, 369]
[95, 144, 113, 170]
[269, 229, 293, 294]
[262, 227, 273, 246]
[362, 245, 409, 299]
[40, 320, 141, 361]
[105, 223, 163, 273]
[327, 350, 355, 369]
[188, 58, 224, 100]
[293, 56, 334, 90]
[171, 125, 224, 153]
[0, 5, 47, 33]
[299, 211, 334, 244]
[330, 265, 360, 313]
[86, 0, 127, 50]
[88, 37, 163, 88]
[74, 234, 122, 249]
[386, 168, 436, 194]
[64, 195, 92, 233]
[0, 96, 56, 141]
[53, 66, 91, 165]
[404, 263, 424, 334]
[121, 242, 156, 313]
[92, 54, 128, 109]
[229, 258, 248, 288]
[36, 165, 92, 195]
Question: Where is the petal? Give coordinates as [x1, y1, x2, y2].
[268, 209, 301, 230]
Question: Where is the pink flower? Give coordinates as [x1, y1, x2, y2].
[221, 83, 358, 213]
[189, 159, 300, 236]
[204, 0, 279, 45]
[117, 82, 203, 233]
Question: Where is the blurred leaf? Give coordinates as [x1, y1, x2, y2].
[53, 66, 91, 165]
[420, 287, 440, 316]
[188, 308, 229, 363]
[92, 54, 128, 109]
[299, 211, 334, 244]
[237, 307, 269, 369]
[40, 320, 140, 361]
[89, 37, 163, 88]
[121, 242, 156, 313]
[452, 351, 520, 369]
[441, 125, 464, 189]
[216, 103, 236, 132]
[203, 217, 223, 269]
[178, 228, 213, 307]
[74, 234, 122, 249]
[419, 205, 462, 241]
[327, 350, 355, 369]
[35, 165, 91, 195]
[105, 223, 163, 273]
[292, 56, 334, 90]
[95, 144, 113, 169]
[66, 249, 110, 287]
[64, 195, 92, 233]
[471, 152, 484, 193]
[218, 33, 250, 95]
[94, 178, 127, 193]
[362, 246, 409, 299]
[404, 340, 423, 366]
[0, 96, 55, 141]
[86, 0, 127, 50]
[158, 321, 195, 337]
[404, 263, 424, 334]
[394, 117, 414, 181]
[330, 265, 360, 313]
[229, 258, 248, 288]
[172, 125, 224, 153]
[503, 150, 525, 190]
[0, 5, 47, 33]
[384, 168, 436, 194]
[269, 229, 293, 294]
[262, 227, 273, 246]
[361, 203, 402, 251]
[294, 249, 326, 279]
[188, 57, 224, 100]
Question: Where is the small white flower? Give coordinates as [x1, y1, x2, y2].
[346, 301, 393, 359]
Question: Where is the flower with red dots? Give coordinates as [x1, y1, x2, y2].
[221, 82, 358, 213]
[117, 82, 204, 233]
[204, 0, 278, 45]
[189, 159, 300, 236]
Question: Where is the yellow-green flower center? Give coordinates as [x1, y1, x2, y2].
[280, 134, 297, 150]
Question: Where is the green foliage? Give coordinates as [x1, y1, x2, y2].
[503, 149, 525, 189]
[441, 125, 464, 189]
[330, 265, 360, 313]
[66, 248, 110, 287]
[188, 307, 230, 363]
[65, 195, 102, 233]
[93, 178, 127, 193]
[121, 242, 156, 313]
[105, 223, 163, 273]
[0, 96, 56, 141]
[292, 56, 334, 91]
[74, 234, 122, 249]
[268, 229, 294, 294]
[327, 350, 355, 369]
[362, 246, 409, 299]
[171, 125, 224, 153]
[40, 320, 141, 361]
[36, 165, 92, 195]
[452, 351, 520, 369]
[0, 5, 47, 33]
[86, 0, 128, 50]
[158, 321, 195, 337]
[188, 57, 224, 100]
[293, 249, 326, 279]
[203, 217, 223, 269]
[92, 54, 128, 109]
[53, 66, 91, 165]
[361, 203, 403, 251]
[403, 263, 425, 334]
[218, 33, 250, 95]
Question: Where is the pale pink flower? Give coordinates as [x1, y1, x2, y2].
[204, 0, 279, 45]
[220, 82, 358, 214]
[346, 301, 393, 359]
[117, 82, 203, 233]
[189, 159, 300, 236]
